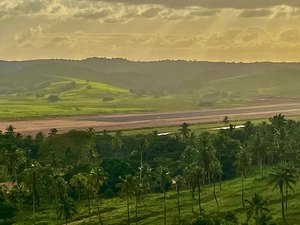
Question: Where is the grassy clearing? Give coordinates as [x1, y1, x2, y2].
[14, 170, 300, 225]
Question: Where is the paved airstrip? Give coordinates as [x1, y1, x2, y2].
[1, 103, 300, 135]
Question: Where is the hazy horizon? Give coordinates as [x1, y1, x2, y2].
[1, 0, 300, 62]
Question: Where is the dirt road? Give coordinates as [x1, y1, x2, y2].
[1, 103, 300, 135]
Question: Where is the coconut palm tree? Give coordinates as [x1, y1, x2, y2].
[70, 173, 87, 201]
[181, 145, 198, 214]
[210, 159, 222, 212]
[172, 175, 185, 217]
[136, 137, 149, 179]
[235, 145, 252, 207]
[178, 122, 191, 143]
[57, 195, 77, 225]
[269, 165, 297, 224]
[158, 166, 170, 225]
[255, 213, 276, 225]
[223, 116, 230, 127]
[250, 129, 266, 178]
[132, 177, 149, 225]
[245, 193, 270, 223]
[112, 130, 123, 158]
[3, 146, 25, 183]
[90, 167, 107, 225]
[119, 174, 135, 225]
[23, 162, 42, 225]
[283, 166, 297, 216]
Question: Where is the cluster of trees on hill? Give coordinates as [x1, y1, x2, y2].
[0, 114, 299, 225]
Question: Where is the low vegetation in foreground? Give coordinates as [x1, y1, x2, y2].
[1, 114, 300, 225]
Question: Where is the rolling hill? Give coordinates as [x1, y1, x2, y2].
[1, 58, 300, 119]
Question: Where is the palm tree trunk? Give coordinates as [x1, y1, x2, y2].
[135, 195, 138, 225]
[191, 186, 194, 214]
[281, 186, 286, 225]
[213, 180, 220, 212]
[285, 187, 288, 216]
[260, 157, 263, 178]
[163, 190, 167, 225]
[32, 171, 36, 225]
[126, 194, 130, 225]
[33, 188, 36, 225]
[197, 181, 202, 215]
[140, 152, 143, 179]
[242, 172, 245, 207]
[177, 187, 181, 217]
[88, 198, 91, 223]
[96, 198, 104, 225]
[219, 174, 222, 191]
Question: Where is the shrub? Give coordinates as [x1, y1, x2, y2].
[102, 97, 114, 102]
[48, 95, 60, 103]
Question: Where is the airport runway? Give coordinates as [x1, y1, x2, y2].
[1, 103, 300, 135]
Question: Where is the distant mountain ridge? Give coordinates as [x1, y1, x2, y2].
[1, 58, 300, 95]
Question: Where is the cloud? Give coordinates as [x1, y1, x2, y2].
[13, 0, 48, 13]
[140, 7, 162, 18]
[188, 9, 220, 17]
[75, 9, 112, 19]
[90, 0, 300, 9]
[279, 29, 299, 42]
[239, 9, 272, 17]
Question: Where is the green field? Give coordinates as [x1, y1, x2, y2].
[1, 59, 300, 120]
[13, 170, 299, 225]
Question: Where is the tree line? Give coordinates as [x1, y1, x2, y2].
[0, 114, 299, 225]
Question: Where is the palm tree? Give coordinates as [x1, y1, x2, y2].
[255, 213, 276, 225]
[223, 116, 230, 127]
[172, 175, 185, 217]
[57, 195, 77, 225]
[23, 162, 42, 225]
[49, 128, 58, 137]
[132, 177, 149, 225]
[179, 122, 191, 143]
[70, 173, 87, 201]
[112, 130, 123, 158]
[250, 129, 266, 178]
[181, 146, 198, 214]
[210, 159, 222, 212]
[90, 167, 107, 225]
[269, 165, 297, 224]
[3, 146, 25, 183]
[235, 145, 252, 207]
[194, 165, 204, 215]
[245, 193, 270, 223]
[5, 125, 16, 137]
[283, 166, 297, 216]
[119, 174, 135, 225]
[269, 114, 287, 130]
[136, 137, 149, 179]
[158, 166, 170, 225]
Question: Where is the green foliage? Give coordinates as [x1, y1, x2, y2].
[0, 201, 17, 223]
[48, 95, 60, 103]
[1, 115, 300, 225]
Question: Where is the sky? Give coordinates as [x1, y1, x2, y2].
[1, 0, 300, 62]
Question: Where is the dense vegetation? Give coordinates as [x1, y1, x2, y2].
[1, 59, 300, 119]
[0, 114, 299, 225]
